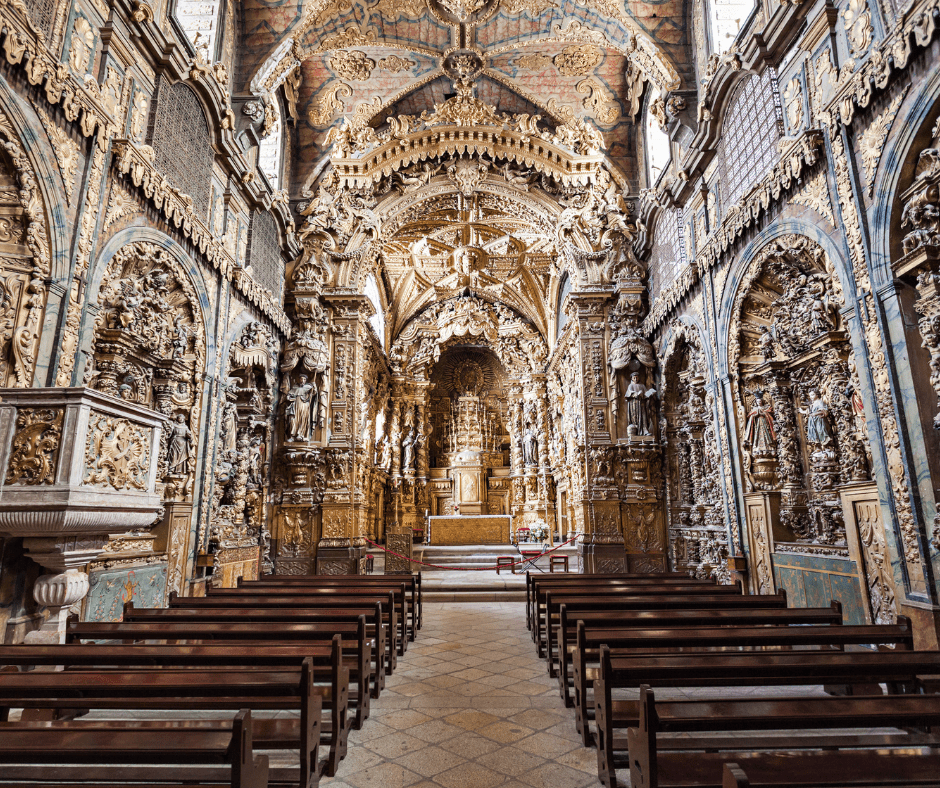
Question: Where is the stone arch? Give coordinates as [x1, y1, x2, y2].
[0, 99, 55, 389]
[725, 233, 895, 622]
[659, 318, 731, 581]
[83, 236, 211, 597]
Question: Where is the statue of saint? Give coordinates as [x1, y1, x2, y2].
[286, 375, 314, 441]
[624, 372, 656, 435]
[800, 390, 833, 446]
[248, 440, 263, 486]
[744, 390, 775, 452]
[402, 430, 416, 472]
[221, 403, 237, 453]
[523, 426, 538, 466]
[167, 414, 191, 474]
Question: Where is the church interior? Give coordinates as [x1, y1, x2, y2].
[2, 0, 940, 782]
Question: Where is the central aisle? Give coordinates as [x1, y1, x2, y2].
[322, 602, 603, 788]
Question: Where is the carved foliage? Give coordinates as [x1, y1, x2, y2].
[82, 411, 152, 491]
[5, 407, 62, 485]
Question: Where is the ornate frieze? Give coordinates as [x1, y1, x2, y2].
[82, 411, 151, 491]
[5, 407, 63, 485]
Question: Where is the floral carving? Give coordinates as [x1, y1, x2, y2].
[5, 407, 63, 485]
[858, 89, 908, 194]
[329, 50, 376, 81]
[378, 55, 416, 73]
[82, 412, 152, 491]
[554, 45, 602, 76]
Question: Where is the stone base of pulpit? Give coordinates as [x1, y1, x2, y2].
[578, 539, 626, 574]
[316, 545, 367, 575]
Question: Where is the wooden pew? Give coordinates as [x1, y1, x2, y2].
[66, 619, 367, 735]
[175, 591, 403, 664]
[626, 686, 940, 788]
[552, 601, 844, 700]
[239, 574, 422, 636]
[0, 708, 270, 788]
[595, 647, 940, 787]
[204, 585, 412, 651]
[570, 617, 915, 748]
[0, 661, 326, 783]
[529, 576, 731, 643]
[720, 757, 940, 788]
[524, 572, 701, 630]
[533, 584, 762, 660]
[123, 603, 388, 696]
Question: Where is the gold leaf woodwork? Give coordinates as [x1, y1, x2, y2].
[576, 77, 620, 124]
[5, 407, 62, 485]
[502, 0, 557, 14]
[554, 45, 602, 76]
[859, 89, 908, 194]
[513, 53, 553, 70]
[378, 55, 416, 73]
[329, 50, 376, 81]
[308, 83, 353, 126]
[82, 411, 152, 491]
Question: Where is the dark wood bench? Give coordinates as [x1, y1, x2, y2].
[123, 603, 388, 696]
[553, 601, 843, 700]
[239, 574, 422, 636]
[528, 575, 728, 639]
[720, 756, 940, 788]
[533, 585, 768, 660]
[595, 646, 940, 787]
[204, 585, 413, 652]
[626, 685, 940, 788]
[0, 661, 324, 783]
[178, 591, 404, 663]
[66, 619, 367, 736]
[571, 617, 915, 749]
[0, 708, 270, 788]
[524, 572, 700, 630]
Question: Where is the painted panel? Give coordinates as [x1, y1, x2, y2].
[84, 563, 168, 622]
[771, 553, 866, 625]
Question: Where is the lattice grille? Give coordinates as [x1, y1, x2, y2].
[719, 71, 782, 208]
[148, 78, 212, 217]
[247, 210, 284, 303]
[649, 207, 685, 297]
[25, 0, 56, 39]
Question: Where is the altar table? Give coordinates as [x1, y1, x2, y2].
[429, 515, 511, 545]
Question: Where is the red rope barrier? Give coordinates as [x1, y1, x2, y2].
[364, 535, 579, 571]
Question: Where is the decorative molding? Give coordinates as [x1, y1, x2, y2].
[858, 88, 908, 195]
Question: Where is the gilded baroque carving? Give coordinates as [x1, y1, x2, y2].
[554, 45, 602, 76]
[308, 83, 352, 126]
[378, 55, 416, 73]
[34, 104, 78, 203]
[329, 50, 376, 81]
[5, 407, 62, 485]
[576, 77, 620, 124]
[859, 89, 908, 195]
[82, 411, 152, 491]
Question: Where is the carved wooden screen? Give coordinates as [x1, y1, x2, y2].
[147, 77, 213, 217]
[718, 71, 782, 207]
[24, 0, 57, 40]
[648, 206, 684, 298]
[247, 209, 284, 303]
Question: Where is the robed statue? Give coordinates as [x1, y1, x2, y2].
[744, 390, 775, 453]
[523, 426, 538, 466]
[799, 390, 833, 447]
[624, 372, 656, 436]
[286, 375, 315, 442]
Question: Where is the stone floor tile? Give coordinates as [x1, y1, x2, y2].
[327, 746, 384, 777]
[345, 762, 423, 788]
[442, 709, 501, 731]
[477, 720, 534, 743]
[363, 731, 429, 759]
[505, 709, 567, 731]
[432, 762, 508, 788]
[473, 745, 546, 777]
[373, 709, 434, 729]
[394, 745, 468, 777]
[438, 733, 503, 759]
[513, 731, 581, 759]
[406, 719, 466, 744]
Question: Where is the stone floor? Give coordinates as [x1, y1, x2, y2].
[322, 601, 604, 788]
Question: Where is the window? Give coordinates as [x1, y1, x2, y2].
[648, 207, 685, 297]
[364, 274, 385, 347]
[718, 71, 782, 208]
[257, 101, 283, 190]
[556, 272, 572, 341]
[148, 78, 213, 217]
[247, 210, 285, 303]
[645, 93, 672, 187]
[708, 0, 756, 54]
[175, 0, 223, 61]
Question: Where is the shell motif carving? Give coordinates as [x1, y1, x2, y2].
[5, 407, 63, 485]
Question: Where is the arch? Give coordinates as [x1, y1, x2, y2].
[555, 271, 572, 343]
[0, 78, 70, 388]
[147, 78, 214, 217]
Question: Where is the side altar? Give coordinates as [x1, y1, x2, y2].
[428, 515, 511, 545]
